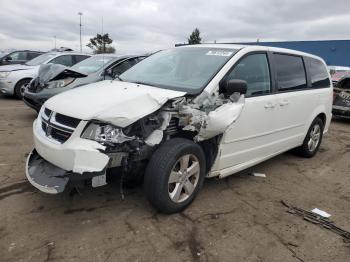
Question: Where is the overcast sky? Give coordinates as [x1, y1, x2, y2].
[0, 0, 349, 54]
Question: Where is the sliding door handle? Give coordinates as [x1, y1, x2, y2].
[264, 102, 276, 109]
[280, 100, 289, 106]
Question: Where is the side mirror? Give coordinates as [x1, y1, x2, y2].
[105, 68, 112, 75]
[5, 56, 12, 61]
[219, 79, 247, 96]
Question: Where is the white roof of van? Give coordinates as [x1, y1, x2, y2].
[177, 43, 324, 61]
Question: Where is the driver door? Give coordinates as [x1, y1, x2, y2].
[217, 52, 279, 171]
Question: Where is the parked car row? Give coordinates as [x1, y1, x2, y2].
[0, 50, 44, 66]
[23, 44, 333, 213]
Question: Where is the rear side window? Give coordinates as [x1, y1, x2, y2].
[309, 58, 330, 88]
[27, 52, 40, 60]
[49, 55, 73, 67]
[74, 55, 90, 64]
[226, 53, 271, 97]
[274, 54, 307, 91]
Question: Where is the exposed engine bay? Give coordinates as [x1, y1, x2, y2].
[99, 91, 245, 172]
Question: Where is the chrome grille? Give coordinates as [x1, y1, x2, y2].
[41, 109, 80, 143]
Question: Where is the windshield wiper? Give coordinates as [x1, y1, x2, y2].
[133, 81, 155, 87]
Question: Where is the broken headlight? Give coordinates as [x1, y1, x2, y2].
[81, 122, 135, 144]
[46, 78, 75, 89]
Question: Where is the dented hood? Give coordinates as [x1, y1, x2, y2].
[44, 80, 186, 127]
[37, 64, 87, 84]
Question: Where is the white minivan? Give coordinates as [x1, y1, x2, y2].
[26, 44, 333, 213]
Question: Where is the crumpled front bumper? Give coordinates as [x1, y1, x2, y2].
[33, 117, 110, 174]
[0, 79, 15, 95]
[23, 91, 49, 112]
[26, 150, 106, 194]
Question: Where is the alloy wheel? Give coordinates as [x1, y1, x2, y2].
[168, 154, 200, 203]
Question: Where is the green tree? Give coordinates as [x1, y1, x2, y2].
[188, 28, 202, 45]
[86, 33, 116, 54]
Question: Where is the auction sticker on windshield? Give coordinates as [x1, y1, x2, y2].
[206, 50, 233, 56]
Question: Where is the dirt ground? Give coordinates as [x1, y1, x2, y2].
[0, 96, 349, 262]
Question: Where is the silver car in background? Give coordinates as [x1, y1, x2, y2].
[23, 54, 146, 111]
[0, 52, 90, 98]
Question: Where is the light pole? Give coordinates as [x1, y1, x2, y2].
[78, 12, 83, 52]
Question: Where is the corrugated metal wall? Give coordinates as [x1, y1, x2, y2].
[240, 40, 350, 67]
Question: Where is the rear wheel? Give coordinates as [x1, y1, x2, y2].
[297, 117, 324, 158]
[144, 138, 206, 214]
[14, 79, 30, 99]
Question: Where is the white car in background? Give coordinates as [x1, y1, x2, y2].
[0, 52, 91, 98]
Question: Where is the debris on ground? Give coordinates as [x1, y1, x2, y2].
[311, 208, 331, 218]
[281, 200, 350, 242]
[251, 173, 266, 178]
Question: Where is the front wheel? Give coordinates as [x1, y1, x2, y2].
[297, 117, 324, 158]
[144, 138, 206, 214]
[14, 79, 30, 99]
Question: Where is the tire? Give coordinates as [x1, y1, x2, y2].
[296, 117, 324, 158]
[14, 79, 30, 99]
[144, 138, 206, 214]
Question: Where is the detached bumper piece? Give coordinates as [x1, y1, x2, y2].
[26, 150, 106, 194]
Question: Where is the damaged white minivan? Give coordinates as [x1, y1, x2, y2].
[26, 44, 332, 213]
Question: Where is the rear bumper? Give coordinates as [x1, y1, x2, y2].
[26, 149, 106, 194]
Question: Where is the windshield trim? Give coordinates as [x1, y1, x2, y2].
[119, 47, 239, 95]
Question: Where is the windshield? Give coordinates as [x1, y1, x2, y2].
[26, 53, 56, 66]
[71, 56, 115, 74]
[120, 47, 238, 93]
[0, 52, 8, 59]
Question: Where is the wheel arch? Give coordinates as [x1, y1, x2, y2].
[15, 77, 33, 87]
[171, 130, 222, 173]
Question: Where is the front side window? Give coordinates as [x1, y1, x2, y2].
[71, 56, 114, 74]
[309, 58, 330, 88]
[48, 55, 73, 67]
[274, 54, 307, 91]
[26, 53, 56, 66]
[226, 53, 271, 97]
[9, 51, 26, 61]
[112, 58, 140, 76]
[120, 47, 238, 94]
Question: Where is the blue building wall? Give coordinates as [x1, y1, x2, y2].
[240, 40, 350, 67]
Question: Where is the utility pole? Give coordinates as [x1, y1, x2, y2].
[54, 36, 56, 49]
[78, 12, 83, 52]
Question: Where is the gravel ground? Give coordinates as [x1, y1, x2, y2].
[0, 96, 349, 262]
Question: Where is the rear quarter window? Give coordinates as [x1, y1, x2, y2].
[274, 54, 307, 91]
[308, 58, 331, 88]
